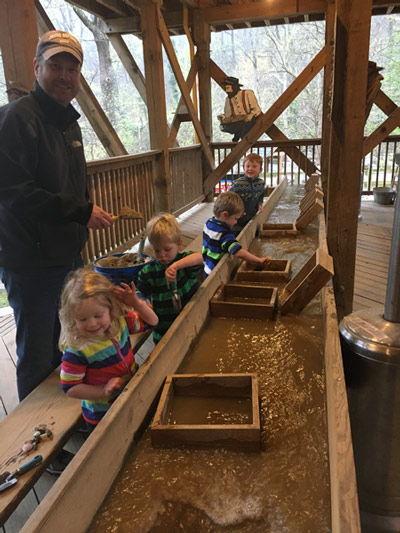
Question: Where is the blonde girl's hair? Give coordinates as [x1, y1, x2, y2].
[59, 268, 124, 349]
[213, 191, 244, 218]
[146, 212, 181, 246]
[243, 152, 263, 169]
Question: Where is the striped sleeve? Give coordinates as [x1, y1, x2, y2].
[60, 350, 88, 392]
[125, 309, 149, 334]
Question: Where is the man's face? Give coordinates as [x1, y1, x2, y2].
[224, 84, 233, 94]
[34, 52, 81, 107]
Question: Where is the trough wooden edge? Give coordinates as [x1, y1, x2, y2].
[21, 178, 360, 533]
[319, 211, 361, 533]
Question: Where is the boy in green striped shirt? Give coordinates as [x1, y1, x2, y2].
[136, 213, 203, 344]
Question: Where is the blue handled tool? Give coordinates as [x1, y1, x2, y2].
[0, 455, 43, 493]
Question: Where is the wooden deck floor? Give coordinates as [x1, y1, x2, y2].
[353, 198, 394, 311]
[0, 196, 395, 532]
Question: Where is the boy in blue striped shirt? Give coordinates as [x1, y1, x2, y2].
[202, 191, 270, 278]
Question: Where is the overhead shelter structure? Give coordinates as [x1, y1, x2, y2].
[1, 0, 400, 317]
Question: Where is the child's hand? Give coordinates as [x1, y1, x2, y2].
[261, 256, 271, 266]
[103, 377, 125, 396]
[165, 263, 179, 282]
[258, 204, 263, 213]
[113, 281, 139, 308]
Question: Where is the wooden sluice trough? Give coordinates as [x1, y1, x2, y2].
[21, 177, 360, 532]
[210, 283, 278, 319]
[260, 176, 324, 237]
[260, 221, 297, 237]
[236, 258, 292, 281]
[151, 373, 260, 451]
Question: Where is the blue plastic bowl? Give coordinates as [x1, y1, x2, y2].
[93, 253, 152, 286]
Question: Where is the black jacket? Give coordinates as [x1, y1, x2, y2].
[0, 81, 92, 269]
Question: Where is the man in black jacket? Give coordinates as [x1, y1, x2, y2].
[0, 31, 113, 404]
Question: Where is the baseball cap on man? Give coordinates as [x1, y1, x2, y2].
[36, 31, 83, 65]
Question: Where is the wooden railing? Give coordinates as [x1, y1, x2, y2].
[213, 136, 400, 194]
[83, 146, 204, 263]
[83, 152, 157, 263]
[212, 139, 321, 193]
[169, 146, 205, 214]
[362, 135, 400, 192]
[82, 136, 400, 262]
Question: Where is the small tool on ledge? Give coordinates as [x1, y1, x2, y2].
[0, 454, 43, 493]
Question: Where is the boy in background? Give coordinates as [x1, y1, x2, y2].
[136, 213, 203, 343]
[230, 152, 265, 234]
[203, 191, 270, 278]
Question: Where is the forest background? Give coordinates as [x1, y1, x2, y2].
[0, 3, 399, 163]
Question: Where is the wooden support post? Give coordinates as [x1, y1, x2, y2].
[326, 0, 372, 320]
[320, 0, 335, 196]
[0, 0, 38, 99]
[193, 9, 214, 200]
[139, 0, 172, 213]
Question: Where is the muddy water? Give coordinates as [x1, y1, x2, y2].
[89, 185, 330, 532]
[167, 396, 253, 425]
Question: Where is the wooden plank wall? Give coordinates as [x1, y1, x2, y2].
[169, 146, 204, 212]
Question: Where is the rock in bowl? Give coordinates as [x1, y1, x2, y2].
[93, 252, 152, 285]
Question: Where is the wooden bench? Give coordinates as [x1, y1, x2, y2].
[0, 330, 150, 526]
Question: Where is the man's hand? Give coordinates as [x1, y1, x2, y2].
[87, 205, 113, 230]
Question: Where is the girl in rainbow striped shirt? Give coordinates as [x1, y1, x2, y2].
[59, 268, 158, 432]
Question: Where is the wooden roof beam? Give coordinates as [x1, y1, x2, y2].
[106, 10, 192, 35]
[96, 0, 135, 17]
[180, 0, 199, 7]
[202, 0, 326, 26]
[67, 0, 115, 18]
[122, 0, 140, 10]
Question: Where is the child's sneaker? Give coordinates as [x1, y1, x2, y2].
[46, 449, 74, 475]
